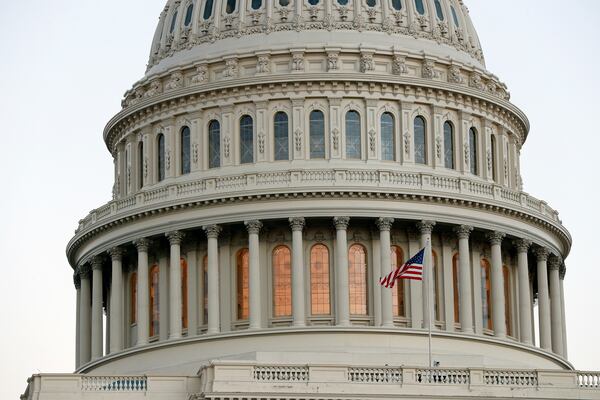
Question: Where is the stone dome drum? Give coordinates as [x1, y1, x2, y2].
[68, 0, 572, 388]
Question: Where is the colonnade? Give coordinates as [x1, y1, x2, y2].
[74, 217, 568, 368]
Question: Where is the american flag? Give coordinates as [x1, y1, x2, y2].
[380, 248, 425, 288]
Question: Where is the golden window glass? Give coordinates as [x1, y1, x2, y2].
[481, 259, 493, 330]
[203, 255, 208, 323]
[391, 246, 405, 317]
[272, 246, 292, 317]
[181, 257, 188, 329]
[150, 265, 160, 337]
[130, 273, 137, 325]
[503, 265, 512, 336]
[310, 244, 331, 315]
[348, 244, 368, 316]
[237, 249, 250, 320]
[452, 253, 460, 324]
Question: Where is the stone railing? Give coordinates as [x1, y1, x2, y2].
[253, 366, 309, 382]
[81, 375, 147, 391]
[73, 168, 563, 239]
[348, 367, 402, 384]
[484, 369, 538, 386]
[579, 372, 600, 388]
[416, 368, 470, 384]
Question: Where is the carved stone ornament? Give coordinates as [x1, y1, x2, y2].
[223, 58, 238, 79]
[289, 217, 306, 232]
[332, 128, 340, 151]
[134, 238, 152, 252]
[327, 52, 339, 71]
[403, 131, 411, 156]
[369, 129, 377, 153]
[245, 220, 263, 234]
[166, 149, 172, 170]
[463, 142, 470, 167]
[338, 5, 349, 21]
[258, 132, 266, 154]
[435, 135, 442, 160]
[416, 220, 436, 235]
[191, 64, 208, 84]
[514, 238, 532, 253]
[448, 64, 464, 84]
[278, 6, 290, 22]
[165, 71, 184, 91]
[360, 53, 374, 73]
[166, 231, 186, 245]
[376, 217, 394, 232]
[486, 149, 493, 173]
[548, 255, 562, 271]
[108, 246, 124, 261]
[224, 136, 231, 158]
[193, 143, 199, 164]
[143, 157, 149, 178]
[422, 59, 436, 79]
[294, 128, 303, 152]
[534, 246, 549, 262]
[144, 79, 163, 98]
[454, 225, 473, 239]
[392, 55, 408, 75]
[333, 216, 351, 230]
[291, 52, 305, 71]
[486, 231, 506, 245]
[470, 72, 485, 90]
[308, 6, 319, 21]
[203, 224, 222, 239]
[256, 55, 270, 74]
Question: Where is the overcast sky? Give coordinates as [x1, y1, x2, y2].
[1, 1, 599, 398]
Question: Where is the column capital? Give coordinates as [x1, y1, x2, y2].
[166, 231, 186, 245]
[79, 264, 91, 279]
[534, 246, 549, 262]
[376, 217, 395, 232]
[416, 220, 436, 235]
[333, 216, 350, 230]
[548, 255, 562, 271]
[289, 217, 306, 232]
[108, 246, 124, 261]
[134, 238, 152, 252]
[514, 238, 532, 253]
[203, 224, 222, 239]
[90, 256, 104, 271]
[73, 271, 81, 289]
[454, 225, 473, 239]
[559, 264, 567, 280]
[486, 231, 506, 245]
[245, 220, 263, 234]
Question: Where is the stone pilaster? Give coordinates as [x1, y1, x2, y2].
[289, 217, 306, 327]
[334, 217, 351, 326]
[245, 220, 263, 329]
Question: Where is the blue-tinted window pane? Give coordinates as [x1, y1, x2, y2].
[391, 0, 402, 10]
[274, 112, 289, 161]
[434, 0, 444, 20]
[310, 110, 325, 159]
[451, 6, 460, 27]
[491, 135, 497, 181]
[366, 0, 376, 7]
[209, 121, 220, 168]
[381, 113, 395, 161]
[251, 0, 263, 9]
[414, 116, 426, 165]
[337, 0, 349, 4]
[203, 0, 214, 20]
[158, 134, 166, 181]
[226, 0, 236, 14]
[415, 0, 425, 15]
[184, 4, 194, 26]
[345, 111, 361, 159]
[443, 122, 454, 169]
[169, 12, 178, 33]
[240, 115, 254, 164]
[138, 142, 144, 189]
[279, 0, 290, 5]
[308, 0, 319, 5]
[181, 126, 191, 175]
[469, 128, 478, 175]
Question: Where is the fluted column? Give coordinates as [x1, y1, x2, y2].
[290, 217, 306, 327]
[90, 256, 104, 360]
[377, 218, 395, 327]
[166, 231, 185, 340]
[108, 247, 124, 353]
[454, 225, 474, 334]
[487, 231, 506, 338]
[535, 247, 552, 351]
[560, 266, 568, 358]
[134, 239, 151, 346]
[514, 239, 533, 345]
[245, 220, 263, 329]
[549, 256, 564, 355]
[417, 221, 436, 329]
[79, 265, 91, 365]
[334, 217, 351, 326]
[74, 273, 81, 368]
[203, 225, 222, 334]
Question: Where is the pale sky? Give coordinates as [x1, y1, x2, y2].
[1, 1, 599, 398]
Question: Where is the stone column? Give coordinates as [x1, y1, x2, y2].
[203, 225, 222, 334]
[166, 231, 185, 340]
[79, 265, 91, 365]
[417, 221, 436, 330]
[535, 247, 552, 351]
[245, 220, 263, 330]
[90, 256, 104, 360]
[134, 239, 151, 346]
[454, 225, 474, 334]
[334, 217, 351, 326]
[74, 273, 81, 368]
[290, 217, 306, 327]
[487, 231, 506, 338]
[377, 218, 395, 328]
[549, 256, 564, 356]
[560, 265, 568, 358]
[514, 239, 533, 345]
[108, 247, 124, 353]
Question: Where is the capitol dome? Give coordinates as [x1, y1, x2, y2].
[23, 1, 600, 400]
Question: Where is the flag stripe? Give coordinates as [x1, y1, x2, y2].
[379, 248, 425, 288]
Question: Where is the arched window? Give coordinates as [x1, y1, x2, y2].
[226, 0, 237, 14]
[491, 135, 498, 182]
[391, 246, 405, 317]
[181, 258, 188, 329]
[310, 244, 330, 315]
[434, 0, 444, 20]
[391, 0, 403, 10]
[240, 115, 254, 164]
[345, 111, 361, 159]
[184, 3, 194, 26]
[432, 250, 440, 321]
[169, 11, 178, 33]
[349, 244, 368, 316]
[414, 116, 427, 165]
[451, 5, 460, 27]
[273, 246, 292, 317]
[236, 249, 250, 320]
[503, 265, 512, 336]
[251, 0, 263, 9]
[274, 112, 289, 161]
[481, 259, 493, 330]
[138, 141, 144, 189]
[443, 121, 455, 169]
[310, 110, 326, 159]
[181, 126, 191, 175]
[452, 253, 460, 324]
[150, 265, 160, 337]
[203, 255, 208, 323]
[203, 0, 215, 20]
[157, 134, 166, 182]
[381, 112, 395, 161]
[469, 127, 478, 175]
[130, 273, 137, 325]
[208, 120, 221, 169]
[414, 0, 425, 15]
